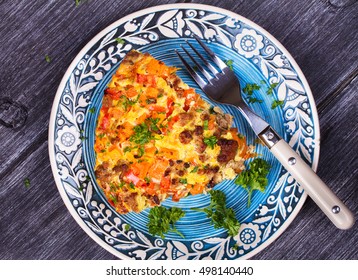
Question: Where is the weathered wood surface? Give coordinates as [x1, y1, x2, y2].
[0, 0, 357, 259]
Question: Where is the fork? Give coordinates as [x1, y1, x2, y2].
[175, 35, 354, 230]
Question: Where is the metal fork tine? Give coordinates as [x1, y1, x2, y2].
[180, 45, 213, 81]
[175, 50, 206, 89]
[193, 34, 228, 70]
[186, 40, 219, 75]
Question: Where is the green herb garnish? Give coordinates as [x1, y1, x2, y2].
[237, 133, 245, 139]
[124, 224, 131, 231]
[45, 55, 51, 63]
[190, 166, 199, 173]
[192, 190, 240, 237]
[137, 146, 145, 158]
[144, 177, 151, 184]
[109, 193, 118, 204]
[266, 82, 279, 95]
[204, 135, 218, 149]
[243, 83, 261, 96]
[148, 117, 160, 133]
[179, 178, 187, 184]
[88, 107, 95, 113]
[225, 59, 234, 70]
[271, 100, 284, 109]
[209, 106, 216, 115]
[24, 178, 31, 188]
[129, 123, 154, 145]
[203, 120, 209, 130]
[235, 158, 270, 207]
[115, 38, 125, 44]
[246, 97, 263, 104]
[123, 146, 132, 153]
[129, 182, 135, 189]
[147, 206, 185, 238]
[120, 95, 139, 110]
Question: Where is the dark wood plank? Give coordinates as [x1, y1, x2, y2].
[0, 141, 115, 259]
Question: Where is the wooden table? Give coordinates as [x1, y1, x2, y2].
[0, 0, 357, 260]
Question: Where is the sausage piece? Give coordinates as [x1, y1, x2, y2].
[179, 130, 193, 144]
[217, 138, 238, 164]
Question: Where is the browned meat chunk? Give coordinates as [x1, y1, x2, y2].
[113, 163, 129, 179]
[194, 137, 207, 153]
[215, 113, 232, 130]
[193, 125, 204, 136]
[95, 162, 110, 180]
[217, 138, 238, 163]
[123, 193, 139, 212]
[179, 130, 193, 144]
[178, 112, 194, 126]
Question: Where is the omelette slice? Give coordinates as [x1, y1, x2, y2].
[94, 50, 253, 214]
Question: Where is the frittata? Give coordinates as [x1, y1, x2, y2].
[94, 50, 253, 214]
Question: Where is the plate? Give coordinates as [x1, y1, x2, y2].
[49, 3, 320, 259]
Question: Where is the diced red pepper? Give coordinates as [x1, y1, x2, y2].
[136, 74, 156, 87]
[148, 105, 166, 112]
[101, 113, 110, 129]
[166, 98, 174, 117]
[168, 115, 179, 130]
[160, 177, 171, 192]
[105, 88, 123, 100]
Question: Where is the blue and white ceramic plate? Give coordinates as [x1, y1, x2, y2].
[49, 4, 320, 259]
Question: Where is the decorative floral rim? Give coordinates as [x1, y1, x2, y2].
[48, 4, 320, 260]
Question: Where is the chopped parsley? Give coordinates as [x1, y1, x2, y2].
[192, 190, 240, 237]
[109, 193, 118, 204]
[88, 107, 95, 113]
[136, 146, 145, 158]
[123, 146, 132, 153]
[148, 118, 160, 133]
[209, 106, 217, 115]
[115, 38, 125, 44]
[246, 96, 263, 104]
[190, 166, 199, 173]
[235, 158, 271, 207]
[204, 135, 218, 149]
[147, 206, 185, 238]
[237, 133, 245, 139]
[144, 177, 151, 183]
[271, 100, 284, 109]
[203, 120, 209, 130]
[129, 182, 135, 189]
[179, 178, 187, 184]
[124, 224, 131, 231]
[24, 178, 31, 188]
[266, 82, 278, 95]
[129, 123, 154, 145]
[225, 59, 234, 70]
[120, 95, 139, 110]
[243, 83, 261, 96]
[45, 55, 51, 63]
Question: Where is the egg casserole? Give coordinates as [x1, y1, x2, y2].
[94, 50, 253, 214]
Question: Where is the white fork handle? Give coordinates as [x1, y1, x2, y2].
[271, 139, 355, 229]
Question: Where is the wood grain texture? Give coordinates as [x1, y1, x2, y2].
[0, 0, 357, 259]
